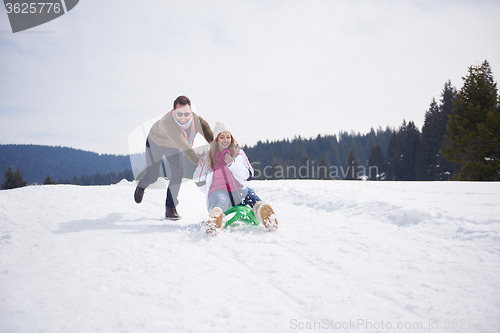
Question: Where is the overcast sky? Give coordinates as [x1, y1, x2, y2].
[1, 0, 499, 155]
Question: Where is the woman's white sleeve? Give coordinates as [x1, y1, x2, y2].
[228, 150, 253, 180]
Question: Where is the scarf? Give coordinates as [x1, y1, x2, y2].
[172, 111, 195, 147]
[214, 150, 228, 170]
[210, 150, 241, 197]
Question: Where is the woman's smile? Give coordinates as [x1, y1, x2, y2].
[217, 131, 232, 151]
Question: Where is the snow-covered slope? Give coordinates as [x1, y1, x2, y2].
[1, 180, 499, 333]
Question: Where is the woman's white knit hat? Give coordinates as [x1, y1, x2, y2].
[213, 121, 231, 139]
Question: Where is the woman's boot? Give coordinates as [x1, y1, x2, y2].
[206, 207, 225, 235]
[254, 202, 278, 230]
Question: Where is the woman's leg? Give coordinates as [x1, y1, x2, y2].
[209, 189, 232, 213]
[242, 187, 261, 208]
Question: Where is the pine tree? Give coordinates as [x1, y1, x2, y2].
[386, 131, 399, 181]
[441, 60, 500, 180]
[368, 142, 386, 180]
[343, 149, 359, 180]
[386, 120, 421, 181]
[270, 159, 283, 180]
[417, 98, 441, 180]
[43, 175, 56, 185]
[402, 121, 421, 180]
[436, 81, 459, 180]
[2, 167, 28, 190]
[318, 155, 331, 180]
[416, 81, 458, 180]
[299, 154, 312, 179]
[252, 163, 262, 180]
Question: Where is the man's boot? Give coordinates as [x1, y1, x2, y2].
[165, 206, 182, 220]
[134, 186, 145, 204]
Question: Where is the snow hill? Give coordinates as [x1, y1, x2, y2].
[1, 180, 499, 333]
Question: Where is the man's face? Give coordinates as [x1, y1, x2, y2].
[173, 104, 192, 125]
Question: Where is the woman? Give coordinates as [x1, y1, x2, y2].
[193, 122, 278, 234]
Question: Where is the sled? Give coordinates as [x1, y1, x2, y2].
[224, 205, 260, 228]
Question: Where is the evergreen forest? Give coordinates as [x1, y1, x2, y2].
[244, 60, 499, 181]
[1, 60, 498, 188]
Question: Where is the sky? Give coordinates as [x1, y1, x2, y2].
[1, 0, 499, 156]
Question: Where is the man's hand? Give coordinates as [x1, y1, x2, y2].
[198, 153, 207, 166]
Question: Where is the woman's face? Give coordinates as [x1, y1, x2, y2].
[173, 104, 192, 125]
[217, 131, 232, 151]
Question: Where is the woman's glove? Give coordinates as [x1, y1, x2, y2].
[223, 149, 233, 166]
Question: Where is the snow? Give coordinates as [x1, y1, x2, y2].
[1, 179, 499, 333]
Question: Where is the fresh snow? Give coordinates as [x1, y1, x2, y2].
[1, 180, 499, 333]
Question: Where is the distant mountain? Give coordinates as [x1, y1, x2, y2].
[0, 144, 132, 185]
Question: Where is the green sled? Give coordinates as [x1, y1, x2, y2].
[224, 205, 260, 227]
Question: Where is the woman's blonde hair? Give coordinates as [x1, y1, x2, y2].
[207, 133, 239, 171]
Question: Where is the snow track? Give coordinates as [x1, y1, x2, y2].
[1, 180, 499, 332]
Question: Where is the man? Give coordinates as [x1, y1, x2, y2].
[134, 96, 213, 219]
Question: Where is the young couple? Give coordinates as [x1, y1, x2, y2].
[134, 95, 278, 234]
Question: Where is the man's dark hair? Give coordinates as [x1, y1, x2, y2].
[173, 96, 191, 109]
